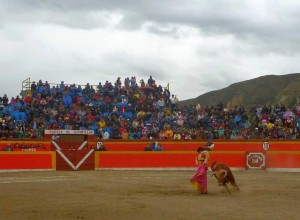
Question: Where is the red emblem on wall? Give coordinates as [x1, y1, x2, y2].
[246, 152, 266, 170]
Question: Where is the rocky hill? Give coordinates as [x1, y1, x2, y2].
[178, 73, 300, 111]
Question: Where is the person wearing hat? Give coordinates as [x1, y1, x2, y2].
[190, 146, 211, 194]
[190, 155, 207, 194]
[196, 146, 210, 165]
[205, 141, 215, 151]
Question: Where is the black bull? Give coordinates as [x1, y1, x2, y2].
[211, 161, 240, 194]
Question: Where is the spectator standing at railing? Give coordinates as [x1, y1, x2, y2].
[170, 94, 178, 112]
[163, 87, 170, 100]
[124, 77, 130, 88]
[30, 81, 37, 93]
[139, 79, 145, 87]
[131, 76, 136, 86]
[52, 133, 60, 142]
[4, 143, 13, 151]
[44, 80, 50, 90]
[59, 81, 65, 91]
[37, 79, 43, 89]
[151, 141, 163, 151]
[97, 82, 103, 94]
[144, 143, 153, 151]
[5, 77, 297, 140]
[147, 76, 154, 87]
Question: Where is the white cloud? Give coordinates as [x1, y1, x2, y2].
[0, 0, 300, 101]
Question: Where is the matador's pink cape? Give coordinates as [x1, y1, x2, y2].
[190, 164, 207, 193]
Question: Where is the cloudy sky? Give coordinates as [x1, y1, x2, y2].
[1, 0, 300, 101]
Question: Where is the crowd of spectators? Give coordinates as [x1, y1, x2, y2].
[1, 76, 300, 141]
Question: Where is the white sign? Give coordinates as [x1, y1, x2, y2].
[44, 130, 95, 135]
[263, 142, 270, 150]
[246, 152, 266, 169]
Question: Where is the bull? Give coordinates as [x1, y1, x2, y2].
[211, 161, 240, 194]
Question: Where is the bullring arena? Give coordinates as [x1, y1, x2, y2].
[1, 134, 300, 220]
[0, 169, 299, 220]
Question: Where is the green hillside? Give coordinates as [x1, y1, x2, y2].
[179, 73, 300, 110]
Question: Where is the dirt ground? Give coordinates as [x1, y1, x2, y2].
[0, 169, 299, 220]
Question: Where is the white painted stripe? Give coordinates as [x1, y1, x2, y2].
[78, 141, 88, 150]
[96, 167, 246, 171]
[121, 176, 187, 179]
[97, 168, 196, 171]
[0, 169, 55, 173]
[51, 141, 61, 150]
[267, 168, 300, 172]
[75, 149, 94, 170]
[0, 178, 77, 184]
[267, 188, 300, 191]
[1, 176, 69, 180]
[95, 167, 300, 172]
[56, 150, 76, 170]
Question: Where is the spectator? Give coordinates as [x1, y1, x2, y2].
[156, 97, 165, 110]
[31, 81, 37, 93]
[23, 94, 33, 104]
[52, 134, 60, 142]
[147, 76, 154, 86]
[95, 142, 107, 151]
[37, 143, 45, 149]
[4, 143, 13, 151]
[121, 129, 129, 140]
[173, 131, 181, 140]
[101, 129, 110, 140]
[144, 143, 153, 151]
[151, 141, 163, 151]
[3, 77, 299, 141]
[59, 81, 65, 91]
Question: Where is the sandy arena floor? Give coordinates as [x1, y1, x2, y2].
[0, 170, 299, 220]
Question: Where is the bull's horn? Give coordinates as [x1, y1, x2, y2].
[221, 170, 227, 178]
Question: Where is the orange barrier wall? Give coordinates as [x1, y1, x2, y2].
[95, 151, 300, 171]
[93, 140, 300, 171]
[94, 151, 246, 169]
[88, 139, 300, 151]
[1, 139, 300, 171]
[0, 152, 56, 171]
[266, 151, 300, 169]
[88, 140, 203, 151]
